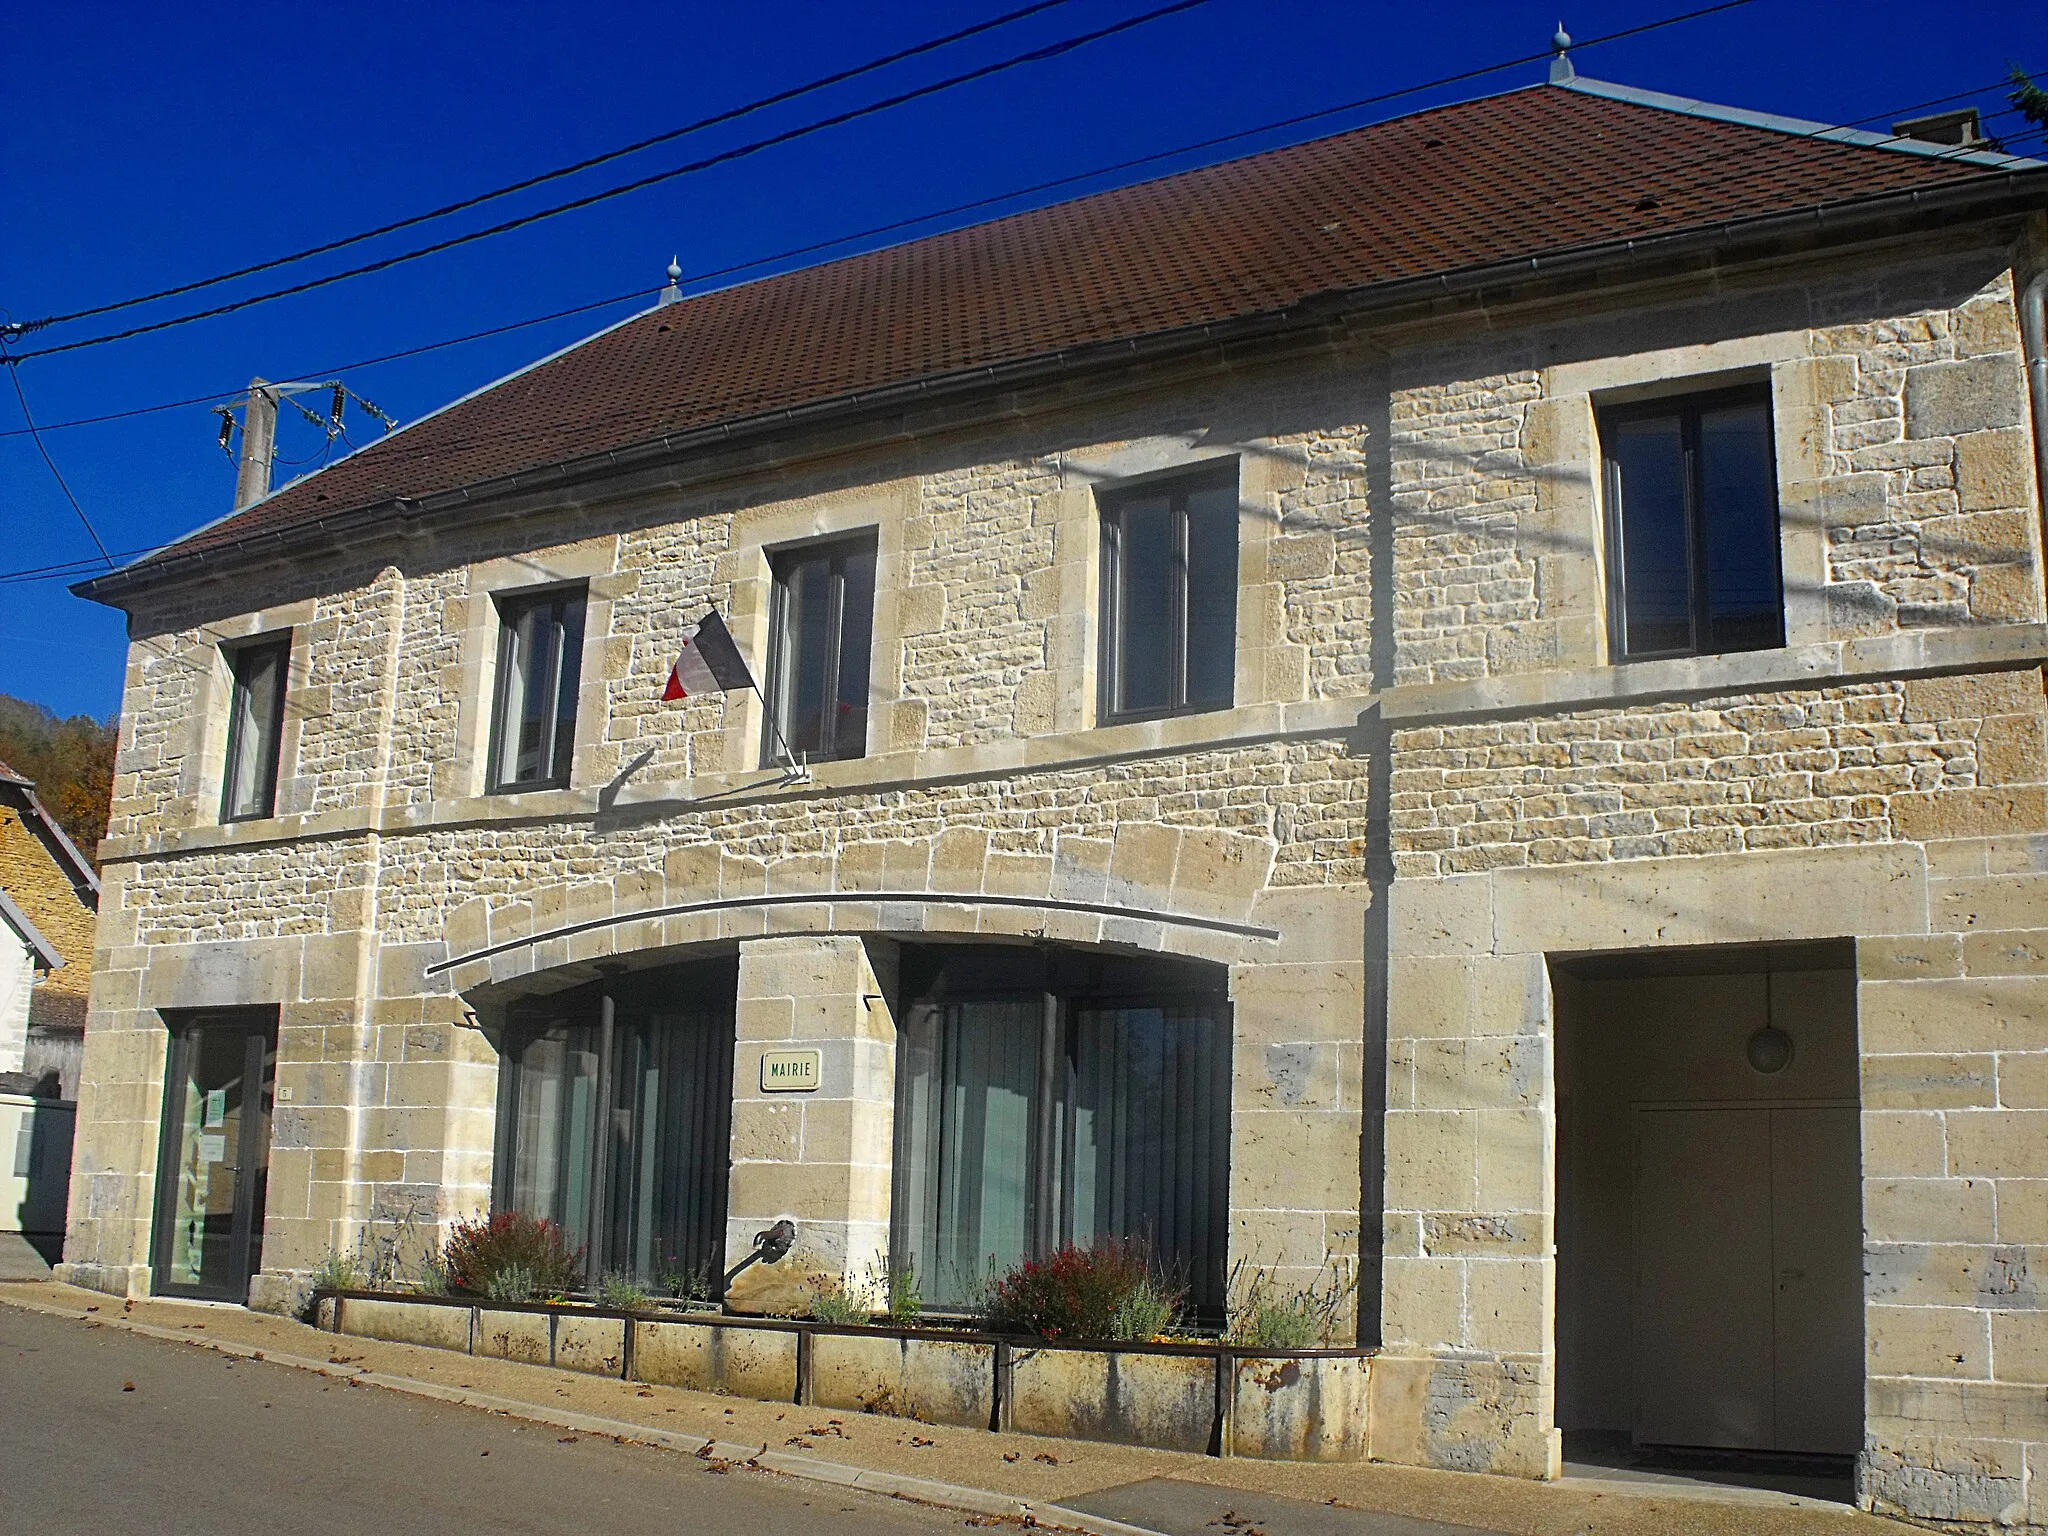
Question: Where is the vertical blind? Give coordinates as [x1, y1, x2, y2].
[893, 949, 1231, 1316]
[495, 962, 736, 1289]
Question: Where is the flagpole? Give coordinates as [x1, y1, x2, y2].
[754, 680, 807, 779]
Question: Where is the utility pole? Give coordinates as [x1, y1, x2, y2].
[232, 378, 279, 511]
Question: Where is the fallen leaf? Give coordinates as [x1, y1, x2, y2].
[1002, 1452, 1019, 1463]
[1033, 1452, 1059, 1465]
[557, 1436, 578, 1445]
[910, 1435, 934, 1448]
[120, 1381, 136, 1392]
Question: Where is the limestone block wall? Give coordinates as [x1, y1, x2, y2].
[1389, 251, 2042, 687]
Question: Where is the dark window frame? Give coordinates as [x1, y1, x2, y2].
[1097, 463, 1240, 725]
[486, 584, 587, 794]
[1600, 383, 1786, 662]
[761, 532, 877, 767]
[219, 634, 291, 823]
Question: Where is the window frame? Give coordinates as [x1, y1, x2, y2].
[1096, 463, 1240, 725]
[761, 533, 877, 767]
[219, 634, 292, 823]
[1600, 383, 1785, 663]
[485, 584, 587, 795]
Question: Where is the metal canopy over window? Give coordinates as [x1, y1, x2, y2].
[488, 586, 586, 793]
[493, 959, 736, 1291]
[1099, 464, 1239, 722]
[764, 535, 876, 765]
[1602, 386, 1783, 661]
[892, 946, 1231, 1318]
[220, 635, 290, 822]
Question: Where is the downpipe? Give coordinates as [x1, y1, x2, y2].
[2023, 266, 2048, 587]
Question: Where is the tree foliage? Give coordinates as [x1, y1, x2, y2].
[0, 694, 116, 864]
[2014, 67, 2048, 132]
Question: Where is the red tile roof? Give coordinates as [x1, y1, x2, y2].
[106, 81, 2038, 584]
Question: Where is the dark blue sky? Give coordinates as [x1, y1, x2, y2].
[5, 1, 2044, 720]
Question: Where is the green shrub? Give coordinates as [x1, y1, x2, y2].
[875, 1258, 922, 1325]
[805, 1275, 869, 1325]
[485, 1264, 538, 1303]
[656, 1253, 716, 1308]
[596, 1271, 652, 1312]
[440, 1211, 581, 1299]
[978, 1240, 1183, 1342]
[1224, 1259, 1358, 1349]
[308, 1250, 362, 1293]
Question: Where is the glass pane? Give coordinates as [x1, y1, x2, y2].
[223, 643, 284, 820]
[1069, 1001, 1225, 1310]
[1698, 401, 1782, 653]
[1113, 497, 1174, 714]
[831, 548, 875, 760]
[549, 594, 585, 783]
[777, 553, 835, 757]
[158, 1020, 272, 1297]
[602, 1001, 733, 1287]
[505, 1024, 599, 1250]
[1609, 414, 1693, 657]
[901, 998, 1039, 1310]
[1183, 482, 1239, 708]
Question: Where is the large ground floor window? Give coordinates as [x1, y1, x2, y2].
[492, 959, 736, 1291]
[892, 946, 1230, 1317]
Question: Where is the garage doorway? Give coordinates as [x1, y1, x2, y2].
[1554, 941, 1861, 1480]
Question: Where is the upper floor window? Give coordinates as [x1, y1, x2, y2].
[1602, 387, 1783, 661]
[1099, 465, 1238, 722]
[488, 586, 585, 793]
[220, 635, 290, 822]
[765, 535, 875, 765]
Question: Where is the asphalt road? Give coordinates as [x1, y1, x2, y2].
[0, 1305, 984, 1535]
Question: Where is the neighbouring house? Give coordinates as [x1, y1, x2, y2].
[54, 50, 2048, 1531]
[0, 760, 95, 1268]
[0, 760, 96, 1093]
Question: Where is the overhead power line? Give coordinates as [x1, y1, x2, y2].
[6, 0, 1085, 338]
[4, 364, 115, 568]
[0, 0, 1774, 437]
[2, 0, 1213, 363]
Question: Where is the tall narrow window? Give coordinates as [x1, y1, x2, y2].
[220, 635, 290, 822]
[488, 587, 586, 793]
[1099, 466, 1239, 722]
[764, 535, 875, 764]
[893, 947, 1230, 1319]
[494, 960, 737, 1291]
[1603, 387, 1783, 660]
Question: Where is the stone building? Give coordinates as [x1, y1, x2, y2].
[59, 63, 2048, 1529]
[0, 760, 99, 1097]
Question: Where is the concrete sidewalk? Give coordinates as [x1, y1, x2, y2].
[1, 1281, 1886, 1535]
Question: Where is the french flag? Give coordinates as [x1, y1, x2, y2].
[663, 609, 755, 701]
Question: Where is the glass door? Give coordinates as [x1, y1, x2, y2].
[152, 1011, 277, 1300]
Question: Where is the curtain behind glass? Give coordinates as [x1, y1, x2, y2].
[504, 1025, 599, 1252]
[601, 1005, 734, 1285]
[897, 998, 1040, 1309]
[223, 641, 286, 820]
[1066, 1002, 1227, 1311]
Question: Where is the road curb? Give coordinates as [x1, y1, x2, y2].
[0, 1291, 1164, 1536]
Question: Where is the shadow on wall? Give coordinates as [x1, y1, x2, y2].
[0, 1077, 75, 1267]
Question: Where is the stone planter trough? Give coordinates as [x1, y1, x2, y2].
[316, 1290, 1371, 1461]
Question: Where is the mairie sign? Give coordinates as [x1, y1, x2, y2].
[759, 1049, 822, 1093]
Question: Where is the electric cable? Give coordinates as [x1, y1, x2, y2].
[0, 0, 1788, 436]
[2, 0, 1215, 362]
[6, 0, 1086, 336]
[3, 352, 115, 568]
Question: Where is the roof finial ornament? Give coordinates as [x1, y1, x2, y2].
[659, 255, 683, 306]
[1549, 21, 1575, 84]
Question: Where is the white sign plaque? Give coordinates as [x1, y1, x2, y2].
[759, 1049, 822, 1093]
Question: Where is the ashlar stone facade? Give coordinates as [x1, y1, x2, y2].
[61, 215, 2048, 1529]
